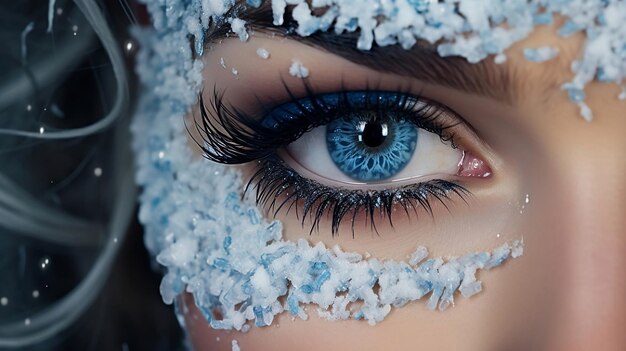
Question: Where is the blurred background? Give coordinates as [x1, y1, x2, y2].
[0, 0, 182, 349]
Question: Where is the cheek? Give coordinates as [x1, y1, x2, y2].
[160, 164, 524, 341]
[181, 259, 532, 351]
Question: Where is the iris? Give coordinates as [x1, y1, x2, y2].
[326, 115, 417, 181]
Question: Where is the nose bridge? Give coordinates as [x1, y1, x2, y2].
[543, 131, 626, 350]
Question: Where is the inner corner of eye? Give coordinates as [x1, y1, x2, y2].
[456, 150, 492, 178]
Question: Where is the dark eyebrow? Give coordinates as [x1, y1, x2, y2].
[207, 4, 517, 104]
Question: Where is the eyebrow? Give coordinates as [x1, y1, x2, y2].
[207, 4, 518, 104]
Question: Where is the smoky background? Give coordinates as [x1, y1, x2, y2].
[0, 0, 182, 349]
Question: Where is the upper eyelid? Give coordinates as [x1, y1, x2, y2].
[193, 86, 488, 167]
[194, 87, 486, 235]
[267, 90, 487, 154]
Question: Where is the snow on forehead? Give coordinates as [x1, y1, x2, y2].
[142, 0, 625, 120]
[287, 0, 625, 121]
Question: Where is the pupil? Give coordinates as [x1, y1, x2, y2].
[361, 122, 387, 148]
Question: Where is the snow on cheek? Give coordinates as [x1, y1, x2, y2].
[156, 237, 198, 267]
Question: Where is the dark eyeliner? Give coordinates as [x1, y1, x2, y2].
[192, 87, 456, 165]
[246, 155, 469, 236]
[189, 86, 472, 236]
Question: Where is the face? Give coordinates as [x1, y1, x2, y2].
[134, 3, 626, 351]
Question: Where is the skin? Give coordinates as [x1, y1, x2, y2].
[180, 17, 626, 351]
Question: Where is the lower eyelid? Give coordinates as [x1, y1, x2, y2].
[242, 155, 471, 236]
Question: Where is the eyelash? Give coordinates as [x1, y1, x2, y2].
[195, 86, 460, 164]
[191, 86, 472, 236]
[246, 155, 469, 236]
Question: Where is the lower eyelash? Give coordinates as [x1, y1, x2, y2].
[245, 155, 471, 236]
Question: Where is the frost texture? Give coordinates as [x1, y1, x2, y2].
[282, 0, 623, 120]
[523, 46, 560, 62]
[137, 0, 625, 120]
[133, 0, 626, 332]
[289, 60, 309, 78]
[230, 18, 249, 41]
[232, 340, 241, 351]
[256, 47, 270, 59]
[131, 3, 524, 325]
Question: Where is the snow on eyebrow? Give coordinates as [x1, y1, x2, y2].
[198, 0, 625, 120]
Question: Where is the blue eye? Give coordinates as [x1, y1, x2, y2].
[197, 89, 490, 233]
[277, 91, 468, 188]
[326, 118, 417, 181]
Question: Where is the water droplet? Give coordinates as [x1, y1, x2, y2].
[39, 257, 51, 270]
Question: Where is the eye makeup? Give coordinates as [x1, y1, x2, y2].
[131, 71, 524, 331]
[215, 0, 625, 120]
[133, 38, 525, 330]
[246, 155, 468, 235]
[130, 0, 536, 335]
[196, 89, 458, 165]
[193, 87, 490, 236]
